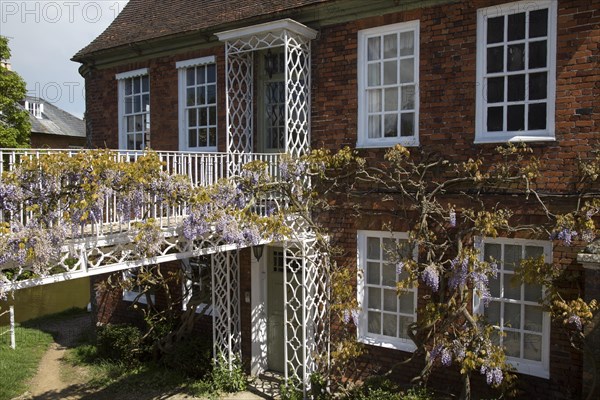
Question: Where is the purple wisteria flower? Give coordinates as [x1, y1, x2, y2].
[551, 228, 578, 246]
[440, 347, 452, 366]
[448, 258, 468, 290]
[182, 206, 211, 240]
[396, 261, 405, 276]
[0, 182, 23, 213]
[568, 314, 582, 331]
[480, 365, 503, 386]
[422, 265, 440, 291]
[449, 210, 456, 227]
[582, 230, 596, 243]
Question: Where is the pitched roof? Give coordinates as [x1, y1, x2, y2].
[73, 0, 330, 59]
[24, 97, 85, 138]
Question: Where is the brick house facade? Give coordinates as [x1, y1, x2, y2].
[74, 0, 599, 398]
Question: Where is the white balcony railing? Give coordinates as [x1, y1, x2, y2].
[0, 148, 282, 239]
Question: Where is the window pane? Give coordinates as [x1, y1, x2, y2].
[400, 113, 414, 137]
[504, 275, 521, 300]
[367, 237, 380, 259]
[507, 105, 525, 131]
[529, 9, 548, 38]
[186, 88, 195, 106]
[383, 289, 397, 312]
[368, 90, 381, 112]
[524, 333, 542, 361]
[188, 129, 197, 148]
[133, 77, 141, 94]
[383, 34, 397, 59]
[401, 85, 415, 110]
[196, 66, 205, 84]
[484, 243, 502, 262]
[485, 301, 501, 325]
[487, 106, 504, 131]
[507, 74, 525, 101]
[368, 311, 381, 334]
[487, 46, 504, 73]
[134, 95, 141, 113]
[524, 305, 543, 332]
[186, 68, 195, 86]
[142, 76, 149, 92]
[367, 262, 380, 285]
[400, 31, 414, 56]
[383, 313, 397, 336]
[199, 108, 207, 126]
[504, 244, 522, 271]
[197, 86, 206, 105]
[188, 109, 197, 127]
[125, 79, 133, 95]
[384, 61, 397, 85]
[368, 115, 382, 138]
[368, 64, 381, 86]
[399, 292, 414, 314]
[126, 116, 135, 132]
[125, 97, 132, 114]
[199, 129, 207, 147]
[207, 64, 216, 82]
[490, 275, 501, 297]
[524, 282, 543, 302]
[525, 246, 544, 259]
[399, 316, 413, 339]
[504, 303, 521, 328]
[504, 331, 521, 357]
[208, 106, 216, 125]
[507, 44, 525, 71]
[529, 72, 547, 100]
[528, 103, 547, 130]
[384, 88, 398, 111]
[487, 77, 504, 103]
[384, 115, 398, 138]
[400, 59, 414, 83]
[207, 85, 216, 104]
[142, 94, 150, 110]
[487, 16, 504, 44]
[382, 263, 396, 286]
[508, 12, 525, 41]
[208, 128, 217, 147]
[529, 41, 547, 69]
[368, 37, 381, 61]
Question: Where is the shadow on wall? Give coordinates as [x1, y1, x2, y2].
[0, 278, 91, 325]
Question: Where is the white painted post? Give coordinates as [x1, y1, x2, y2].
[10, 306, 15, 349]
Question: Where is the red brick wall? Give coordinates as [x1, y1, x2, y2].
[85, 46, 227, 152]
[30, 133, 86, 149]
[82, 0, 598, 397]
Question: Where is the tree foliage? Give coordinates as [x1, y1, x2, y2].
[0, 36, 30, 148]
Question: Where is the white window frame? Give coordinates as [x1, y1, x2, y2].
[474, 237, 551, 378]
[357, 20, 420, 148]
[116, 68, 150, 150]
[177, 56, 218, 152]
[181, 257, 213, 316]
[122, 269, 155, 304]
[475, 0, 557, 143]
[357, 230, 418, 352]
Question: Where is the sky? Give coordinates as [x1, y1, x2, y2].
[0, 0, 129, 119]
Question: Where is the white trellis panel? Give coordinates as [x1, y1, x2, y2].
[212, 249, 241, 366]
[219, 19, 317, 171]
[284, 236, 330, 397]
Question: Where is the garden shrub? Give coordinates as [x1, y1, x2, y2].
[96, 323, 146, 366]
[161, 335, 212, 378]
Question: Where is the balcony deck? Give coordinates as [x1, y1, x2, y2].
[0, 148, 283, 291]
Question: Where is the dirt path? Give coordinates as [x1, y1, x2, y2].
[16, 313, 94, 399]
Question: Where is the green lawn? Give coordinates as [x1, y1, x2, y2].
[0, 325, 53, 400]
